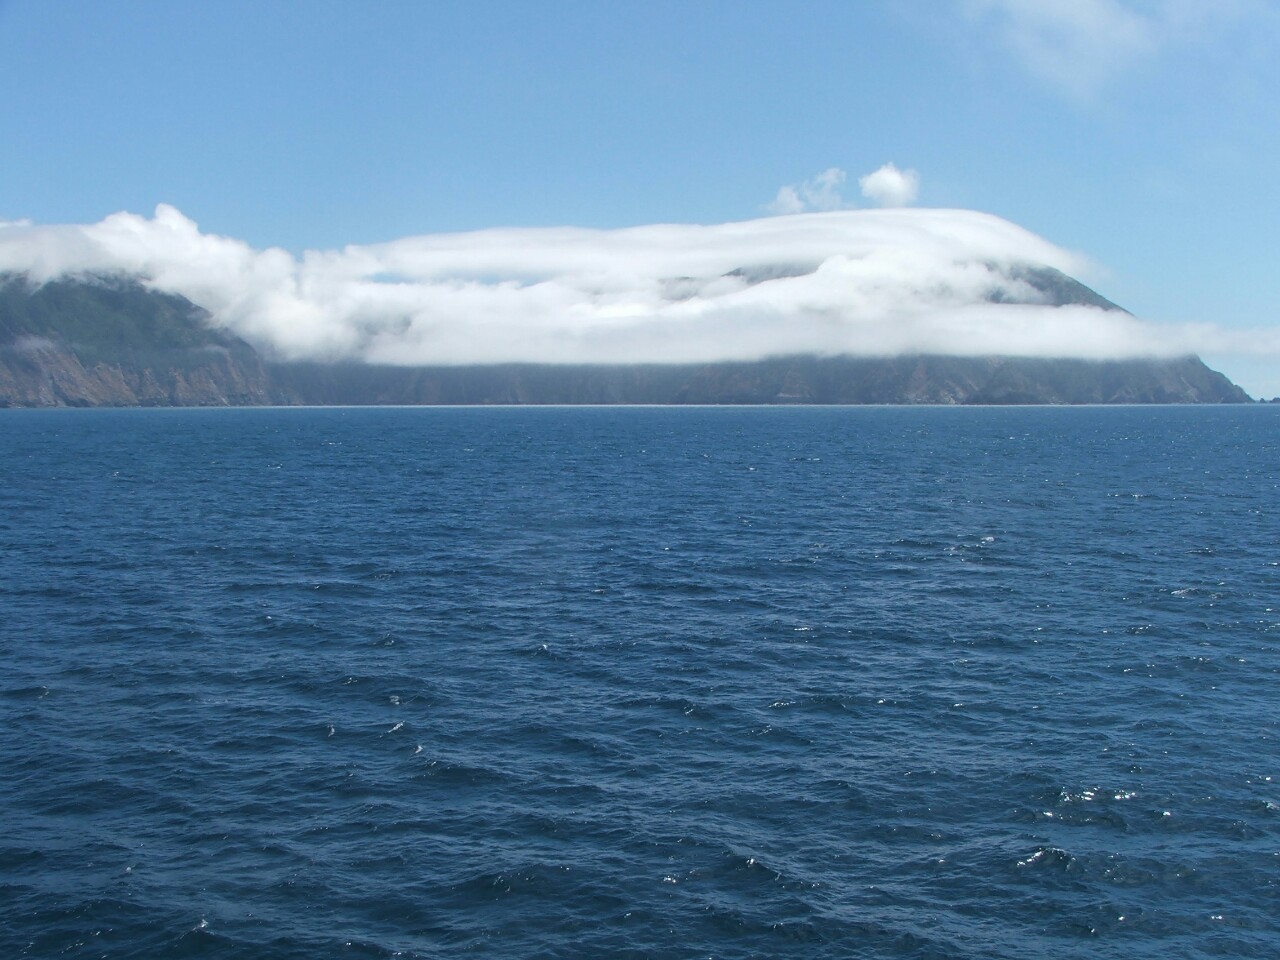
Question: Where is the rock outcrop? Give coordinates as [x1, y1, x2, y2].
[0, 274, 273, 406]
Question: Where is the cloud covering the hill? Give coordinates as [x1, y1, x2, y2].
[0, 202, 1269, 367]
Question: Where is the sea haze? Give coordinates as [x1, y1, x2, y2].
[1, 406, 1277, 959]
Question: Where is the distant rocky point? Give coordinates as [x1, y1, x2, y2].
[0, 273, 1252, 407]
[0, 273, 273, 407]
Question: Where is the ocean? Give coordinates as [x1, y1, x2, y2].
[1, 405, 1277, 959]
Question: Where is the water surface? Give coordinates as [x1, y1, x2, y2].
[2, 406, 1277, 959]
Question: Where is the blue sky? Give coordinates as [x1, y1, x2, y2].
[1, 0, 1277, 393]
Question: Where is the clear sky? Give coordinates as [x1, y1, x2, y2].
[1, 0, 1277, 394]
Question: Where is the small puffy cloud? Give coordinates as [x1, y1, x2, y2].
[1, 201, 1266, 367]
[858, 163, 920, 207]
[767, 185, 805, 216]
[767, 167, 848, 214]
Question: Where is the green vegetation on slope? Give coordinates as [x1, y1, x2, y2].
[0, 273, 272, 406]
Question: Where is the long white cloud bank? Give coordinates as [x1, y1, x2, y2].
[0, 203, 1259, 366]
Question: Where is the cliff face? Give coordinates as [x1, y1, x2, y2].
[0, 274, 273, 407]
[268, 354, 1250, 406]
[0, 273, 1253, 407]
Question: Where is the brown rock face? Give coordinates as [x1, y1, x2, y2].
[0, 274, 273, 407]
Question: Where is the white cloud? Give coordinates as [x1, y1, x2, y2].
[1, 202, 1268, 367]
[771, 163, 919, 213]
[962, 0, 1276, 99]
[968, 0, 1154, 98]
[767, 167, 848, 214]
[858, 163, 920, 207]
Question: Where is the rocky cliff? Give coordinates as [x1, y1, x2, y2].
[0, 274, 273, 406]
[267, 354, 1249, 405]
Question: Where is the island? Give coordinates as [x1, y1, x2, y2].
[0, 272, 1252, 407]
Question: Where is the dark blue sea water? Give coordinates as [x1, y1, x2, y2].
[1, 406, 1277, 959]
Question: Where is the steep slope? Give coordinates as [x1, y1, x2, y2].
[0, 274, 273, 406]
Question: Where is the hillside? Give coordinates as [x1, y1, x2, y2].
[0, 274, 272, 406]
[267, 354, 1248, 405]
